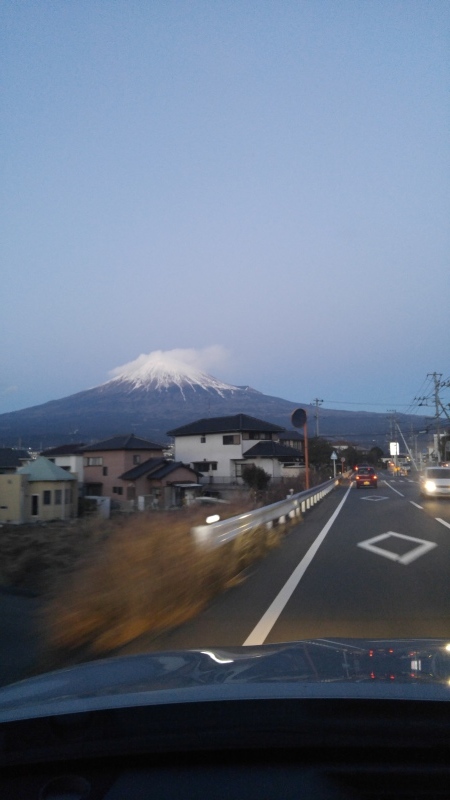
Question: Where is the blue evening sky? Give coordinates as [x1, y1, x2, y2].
[2, 1, 449, 415]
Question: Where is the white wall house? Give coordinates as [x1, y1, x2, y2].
[167, 414, 304, 487]
[41, 444, 85, 485]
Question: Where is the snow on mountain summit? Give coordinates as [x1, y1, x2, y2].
[107, 349, 238, 395]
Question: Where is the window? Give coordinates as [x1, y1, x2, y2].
[103, 466, 108, 476]
[84, 457, 103, 466]
[113, 486, 123, 495]
[193, 461, 218, 472]
[133, 455, 141, 465]
[242, 432, 272, 440]
[200, 436, 206, 443]
[223, 434, 240, 445]
[43, 490, 51, 505]
[54, 489, 62, 505]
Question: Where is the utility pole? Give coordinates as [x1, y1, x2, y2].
[430, 372, 442, 462]
[312, 398, 323, 437]
[417, 373, 444, 463]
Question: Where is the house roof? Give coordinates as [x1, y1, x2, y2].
[18, 456, 77, 482]
[243, 441, 303, 460]
[0, 448, 30, 468]
[278, 430, 304, 442]
[81, 434, 164, 452]
[120, 458, 199, 481]
[41, 443, 85, 456]
[167, 414, 285, 437]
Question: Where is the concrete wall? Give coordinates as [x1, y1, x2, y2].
[0, 474, 27, 524]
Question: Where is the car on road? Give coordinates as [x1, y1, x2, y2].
[354, 466, 378, 489]
[419, 467, 450, 498]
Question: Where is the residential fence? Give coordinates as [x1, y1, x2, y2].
[191, 477, 340, 549]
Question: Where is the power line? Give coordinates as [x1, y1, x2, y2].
[322, 400, 416, 408]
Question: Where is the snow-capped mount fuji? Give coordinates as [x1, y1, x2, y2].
[106, 350, 240, 396]
[0, 351, 298, 448]
[0, 349, 427, 450]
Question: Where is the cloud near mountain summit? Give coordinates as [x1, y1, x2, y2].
[109, 346, 232, 380]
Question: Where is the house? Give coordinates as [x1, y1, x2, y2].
[80, 434, 166, 502]
[0, 456, 77, 524]
[167, 414, 304, 490]
[0, 448, 31, 475]
[119, 458, 202, 509]
[40, 443, 85, 486]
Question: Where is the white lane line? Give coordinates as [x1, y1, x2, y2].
[384, 481, 404, 497]
[243, 485, 352, 647]
[410, 501, 423, 510]
[436, 518, 450, 530]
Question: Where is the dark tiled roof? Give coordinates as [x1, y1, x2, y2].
[81, 434, 164, 452]
[167, 414, 285, 437]
[41, 443, 85, 456]
[0, 448, 30, 468]
[243, 441, 303, 459]
[120, 458, 199, 481]
[119, 457, 166, 480]
[278, 430, 304, 442]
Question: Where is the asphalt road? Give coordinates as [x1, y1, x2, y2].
[117, 472, 450, 655]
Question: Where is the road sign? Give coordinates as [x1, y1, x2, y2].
[291, 408, 307, 428]
[331, 451, 338, 460]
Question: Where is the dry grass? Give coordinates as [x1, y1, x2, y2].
[0, 518, 104, 594]
[40, 502, 287, 663]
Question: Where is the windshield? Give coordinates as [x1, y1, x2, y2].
[426, 469, 450, 480]
[1, 2, 449, 695]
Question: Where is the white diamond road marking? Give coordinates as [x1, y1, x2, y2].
[357, 531, 437, 566]
[360, 495, 389, 502]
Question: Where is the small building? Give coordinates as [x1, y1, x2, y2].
[0, 456, 78, 524]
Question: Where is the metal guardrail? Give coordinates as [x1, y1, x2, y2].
[192, 478, 340, 549]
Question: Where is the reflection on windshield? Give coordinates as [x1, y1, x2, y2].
[2, 1, 449, 694]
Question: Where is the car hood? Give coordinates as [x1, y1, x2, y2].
[0, 638, 450, 721]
